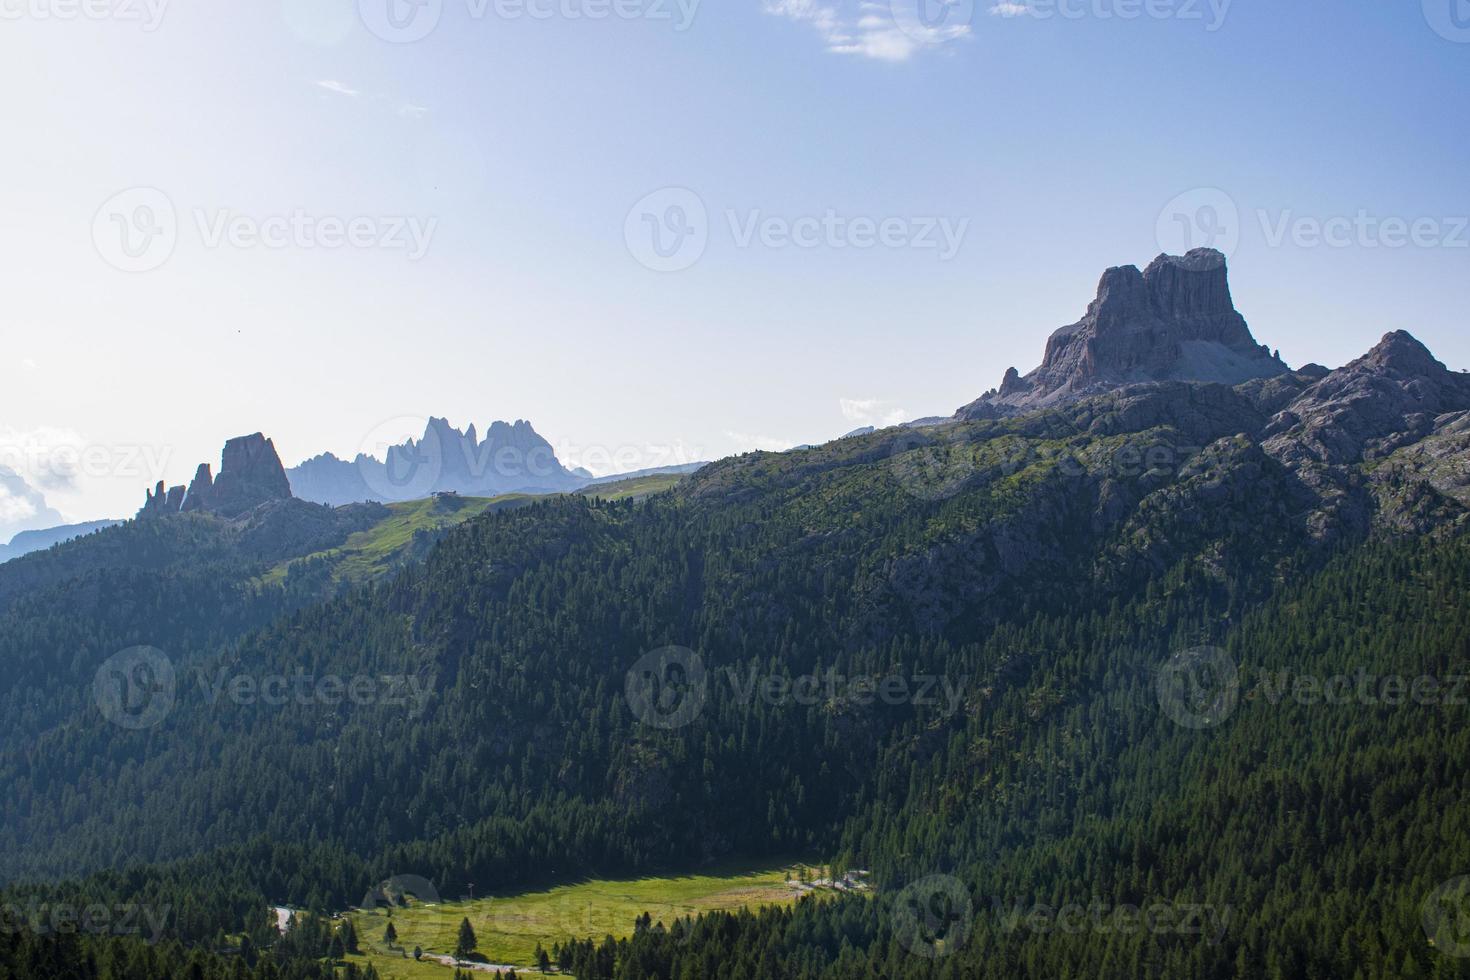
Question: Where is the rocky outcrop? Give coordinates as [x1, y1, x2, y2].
[1262, 331, 1470, 468]
[959, 249, 1288, 417]
[180, 464, 213, 513]
[137, 434, 293, 520]
[208, 434, 293, 518]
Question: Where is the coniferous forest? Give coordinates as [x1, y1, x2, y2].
[3, 398, 1470, 978]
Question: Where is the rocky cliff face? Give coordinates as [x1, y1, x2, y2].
[138, 433, 293, 520]
[1263, 331, 1470, 467]
[960, 249, 1288, 416]
[866, 248, 1470, 550]
[288, 418, 584, 506]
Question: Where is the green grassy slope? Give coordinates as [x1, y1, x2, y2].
[261, 494, 537, 588]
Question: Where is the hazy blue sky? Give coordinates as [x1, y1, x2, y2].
[2, 0, 1468, 532]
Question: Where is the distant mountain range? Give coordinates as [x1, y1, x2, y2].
[123, 420, 709, 520]
[292, 418, 609, 505]
[0, 520, 120, 565]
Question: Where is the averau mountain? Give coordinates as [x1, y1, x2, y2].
[288, 418, 586, 505]
[1, 250, 1469, 979]
[945, 247, 1470, 541]
[960, 247, 1289, 415]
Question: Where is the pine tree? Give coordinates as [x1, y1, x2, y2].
[340, 919, 360, 954]
[455, 918, 478, 959]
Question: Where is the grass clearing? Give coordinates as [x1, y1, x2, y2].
[261, 494, 534, 587]
[345, 863, 822, 977]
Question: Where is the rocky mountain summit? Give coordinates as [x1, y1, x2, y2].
[1262, 330, 1470, 467]
[288, 417, 585, 506]
[960, 248, 1288, 416]
[139, 433, 293, 519]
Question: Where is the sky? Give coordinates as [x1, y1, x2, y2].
[2, 0, 1469, 534]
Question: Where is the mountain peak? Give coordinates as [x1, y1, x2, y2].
[139, 433, 292, 520]
[1357, 330, 1444, 377]
[959, 250, 1287, 417]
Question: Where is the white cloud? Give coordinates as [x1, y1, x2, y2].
[315, 79, 360, 97]
[725, 431, 799, 454]
[840, 398, 908, 427]
[0, 465, 63, 543]
[398, 103, 430, 119]
[0, 426, 87, 493]
[988, 2, 1031, 16]
[766, 0, 972, 62]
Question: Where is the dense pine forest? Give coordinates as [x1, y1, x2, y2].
[3, 396, 1469, 978]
